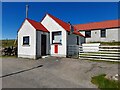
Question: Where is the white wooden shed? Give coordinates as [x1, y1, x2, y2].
[18, 14, 85, 59]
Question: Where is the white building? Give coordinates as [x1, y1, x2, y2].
[74, 20, 120, 43]
[18, 14, 85, 59]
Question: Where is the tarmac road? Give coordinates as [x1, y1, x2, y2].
[1, 57, 118, 88]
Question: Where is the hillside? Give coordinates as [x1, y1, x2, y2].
[0, 39, 17, 48]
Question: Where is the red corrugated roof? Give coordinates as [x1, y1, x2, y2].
[47, 14, 70, 32]
[74, 19, 120, 31]
[47, 14, 84, 37]
[26, 18, 49, 32]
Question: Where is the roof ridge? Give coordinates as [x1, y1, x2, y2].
[74, 19, 119, 31]
[74, 19, 119, 26]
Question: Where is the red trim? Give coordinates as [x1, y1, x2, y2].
[54, 44, 58, 53]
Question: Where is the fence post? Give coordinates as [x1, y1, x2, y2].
[78, 46, 80, 58]
[99, 46, 101, 60]
[79, 46, 82, 59]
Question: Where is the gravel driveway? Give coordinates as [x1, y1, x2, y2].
[1, 57, 119, 88]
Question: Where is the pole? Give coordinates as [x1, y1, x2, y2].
[26, 5, 29, 18]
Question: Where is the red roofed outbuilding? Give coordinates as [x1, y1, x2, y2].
[18, 14, 85, 59]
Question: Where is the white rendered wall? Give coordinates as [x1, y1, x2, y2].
[36, 31, 50, 58]
[102, 28, 120, 42]
[80, 28, 120, 43]
[18, 20, 36, 59]
[41, 15, 67, 57]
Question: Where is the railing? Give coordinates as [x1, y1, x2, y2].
[79, 45, 120, 62]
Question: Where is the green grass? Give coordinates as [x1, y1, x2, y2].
[100, 42, 120, 46]
[89, 60, 120, 64]
[91, 74, 120, 90]
[0, 39, 17, 48]
[0, 55, 17, 58]
[89, 42, 120, 46]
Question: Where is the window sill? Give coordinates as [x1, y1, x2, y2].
[51, 43, 62, 45]
[22, 45, 30, 46]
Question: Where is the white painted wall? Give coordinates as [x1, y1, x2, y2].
[41, 15, 67, 57]
[36, 31, 50, 58]
[103, 28, 120, 42]
[80, 28, 120, 42]
[18, 20, 36, 59]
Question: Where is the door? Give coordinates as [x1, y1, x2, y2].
[54, 44, 58, 53]
[41, 34, 46, 56]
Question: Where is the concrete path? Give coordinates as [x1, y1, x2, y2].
[1, 57, 118, 88]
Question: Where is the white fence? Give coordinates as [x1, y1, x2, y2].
[67, 44, 120, 62]
[82, 43, 100, 52]
[79, 45, 120, 62]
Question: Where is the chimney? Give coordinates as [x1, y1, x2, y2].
[68, 22, 74, 34]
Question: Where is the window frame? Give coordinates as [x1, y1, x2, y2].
[85, 31, 91, 38]
[101, 29, 106, 38]
[23, 36, 30, 45]
[52, 31, 62, 44]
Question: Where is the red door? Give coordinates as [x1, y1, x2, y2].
[54, 44, 58, 53]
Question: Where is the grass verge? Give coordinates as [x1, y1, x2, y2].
[91, 74, 120, 90]
[89, 42, 120, 46]
[0, 39, 17, 48]
[0, 55, 17, 58]
[89, 59, 120, 64]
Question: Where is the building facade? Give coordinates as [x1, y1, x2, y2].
[18, 14, 84, 59]
[74, 20, 120, 43]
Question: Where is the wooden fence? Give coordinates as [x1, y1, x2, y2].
[79, 46, 120, 62]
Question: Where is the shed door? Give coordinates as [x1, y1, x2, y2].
[41, 34, 46, 56]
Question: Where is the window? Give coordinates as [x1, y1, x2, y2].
[52, 31, 62, 44]
[85, 31, 91, 38]
[77, 36, 79, 45]
[101, 29, 106, 37]
[23, 36, 29, 45]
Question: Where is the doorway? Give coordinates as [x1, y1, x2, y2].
[41, 34, 46, 56]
